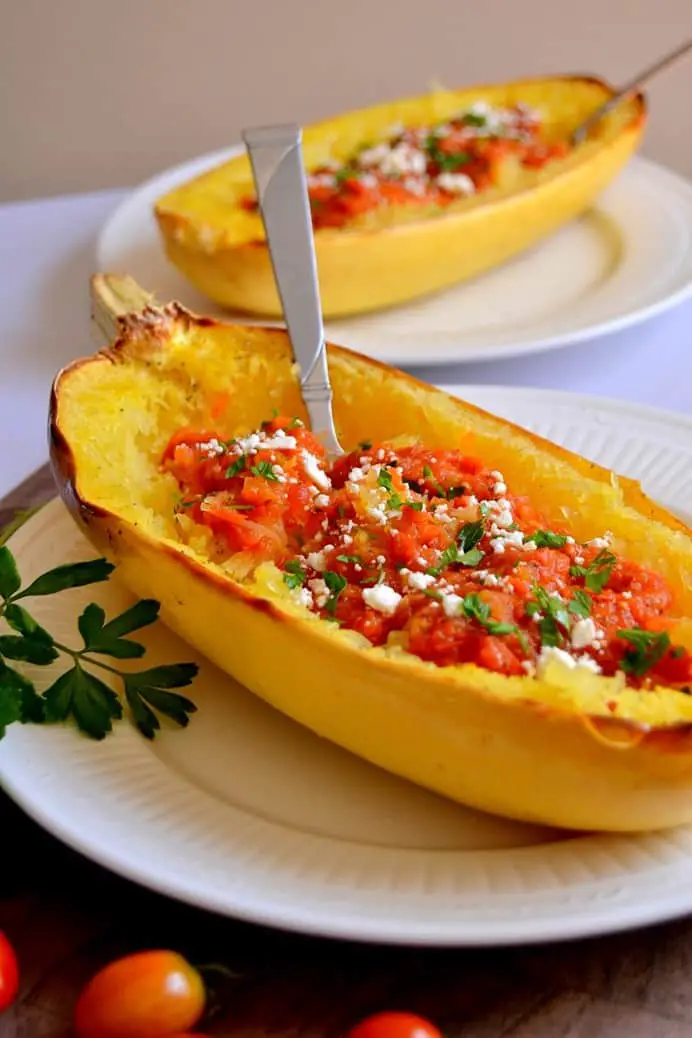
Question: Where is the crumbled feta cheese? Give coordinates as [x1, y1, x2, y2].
[342, 534, 353, 546]
[493, 482, 507, 496]
[297, 587, 314, 609]
[437, 172, 475, 195]
[588, 533, 612, 549]
[308, 578, 329, 608]
[521, 660, 535, 674]
[362, 584, 402, 615]
[494, 509, 514, 529]
[314, 494, 330, 508]
[441, 592, 463, 618]
[622, 590, 632, 600]
[306, 550, 327, 572]
[302, 450, 331, 490]
[348, 467, 366, 483]
[367, 505, 388, 524]
[536, 645, 602, 678]
[490, 470, 504, 480]
[571, 617, 599, 650]
[406, 571, 436, 591]
[574, 555, 585, 565]
[200, 437, 225, 456]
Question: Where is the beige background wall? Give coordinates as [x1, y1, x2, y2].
[2, 0, 692, 203]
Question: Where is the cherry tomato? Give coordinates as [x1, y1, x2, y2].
[0, 931, 19, 1012]
[347, 1012, 442, 1038]
[74, 950, 205, 1038]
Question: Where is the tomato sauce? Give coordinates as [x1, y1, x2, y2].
[242, 102, 569, 230]
[163, 416, 692, 690]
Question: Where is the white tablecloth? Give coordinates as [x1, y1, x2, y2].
[1, 188, 691, 500]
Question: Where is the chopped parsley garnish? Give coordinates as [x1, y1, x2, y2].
[406, 501, 424, 512]
[422, 589, 443, 602]
[617, 628, 671, 677]
[422, 465, 446, 497]
[425, 522, 485, 576]
[283, 561, 307, 590]
[463, 111, 487, 128]
[225, 455, 247, 479]
[251, 461, 280, 482]
[526, 586, 571, 647]
[335, 166, 361, 185]
[528, 530, 568, 549]
[287, 416, 304, 429]
[568, 589, 592, 618]
[458, 520, 485, 554]
[336, 554, 360, 564]
[437, 151, 473, 172]
[404, 478, 422, 494]
[460, 593, 523, 642]
[358, 439, 373, 451]
[377, 468, 403, 510]
[570, 549, 616, 593]
[446, 486, 467, 499]
[323, 571, 347, 613]
[479, 501, 491, 517]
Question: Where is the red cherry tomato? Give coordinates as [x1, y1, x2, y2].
[74, 950, 205, 1038]
[0, 931, 19, 1012]
[347, 1012, 442, 1038]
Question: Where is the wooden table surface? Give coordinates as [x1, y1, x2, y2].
[3, 469, 692, 1038]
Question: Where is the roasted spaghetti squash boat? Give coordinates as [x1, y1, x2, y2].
[154, 76, 645, 318]
[50, 275, 692, 834]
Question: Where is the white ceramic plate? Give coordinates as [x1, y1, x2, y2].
[5, 385, 692, 947]
[97, 151, 692, 367]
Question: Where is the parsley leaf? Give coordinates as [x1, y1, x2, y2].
[568, 589, 592, 618]
[225, 454, 247, 478]
[463, 111, 487, 128]
[617, 629, 671, 677]
[77, 599, 160, 659]
[461, 593, 518, 637]
[358, 439, 373, 451]
[323, 571, 347, 614]
[14, 559, 114, 600]
[446, 486, 467, 499]
[0, 547, 21, 600]
[124, 665, 198, 740]
[458, 520, 485, 554]
[528, 530, 568, 549]
[426, 544, 460, 577]
[336, 554, 360, 564]
[570, 549, 616, 593]
[250, 461, 280, 482]
[458, 547, 484, 567]
[43, 664, 123, 740]
[526, 586, 571, 647]
[0, 660, 25, 737]
[422, 465, 446, 497]
[406, 501, 424, 512]
[283, 560, 307, 589]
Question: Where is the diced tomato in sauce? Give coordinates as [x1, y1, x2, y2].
[162, 417, 692, 691]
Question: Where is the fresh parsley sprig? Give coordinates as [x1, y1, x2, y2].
[0, 544, 198, 742]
